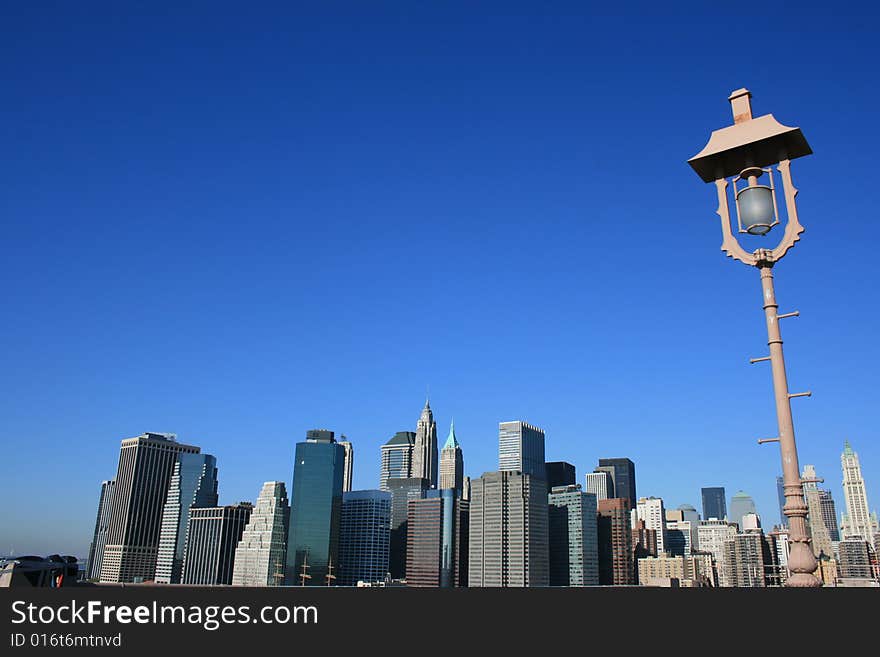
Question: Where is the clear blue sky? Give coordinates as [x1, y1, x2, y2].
[2, 2, 878, 556]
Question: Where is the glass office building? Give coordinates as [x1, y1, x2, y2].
[285, 430, 345, 585]
[338, 490, 391, 586]
[498, 421, 546, 481]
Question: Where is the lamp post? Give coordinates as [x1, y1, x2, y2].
[689, 89, 820, 587]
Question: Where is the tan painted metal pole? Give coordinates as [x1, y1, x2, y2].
[758, 263, 820, 586]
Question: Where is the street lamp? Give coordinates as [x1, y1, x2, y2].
[688, 88, 820, 587]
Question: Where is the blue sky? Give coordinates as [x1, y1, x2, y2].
[2, 2, 878, 556]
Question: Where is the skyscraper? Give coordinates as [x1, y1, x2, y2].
[597, 498, 634, 585]
[339, 438, 354, 493]
[181, 503, 252, 586]
[387, 477, 429, 579]
[801, 464, 833, 559]
[818, 490, 840, 542]
[776, 476, 787, 528]
[635, 497, 667, 555]
[499, 421, 546, 480]
[379, 431, 415, 491]
[100, 432, 200, 583]
[338, 490, 391, 586]
[232, 482, 290, 586]
[585, 471, 613, 501]
[286, 429, 345, 585]
[86, 480, 115, 581]
[406, 489, 469, 587]
[439, 420, 464, 495]
[548, 484, 598, 586]
[155, 453, 219, 584]
[411, 400, 438, 488]
[701, 487, 727, 521]
[728, 491, 757, 530]
[468, 470, 549, 587]
[597, 458, 636, 507]
[546, 462, 576, 489]
[840, 440, 879, 549]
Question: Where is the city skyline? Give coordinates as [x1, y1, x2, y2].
[8, 411, 877, 559]
[3, 4, 879, 559]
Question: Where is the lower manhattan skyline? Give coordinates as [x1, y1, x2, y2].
[2, 1, 879, 574]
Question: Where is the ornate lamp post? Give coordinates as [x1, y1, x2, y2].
[689, 89, 820, 587]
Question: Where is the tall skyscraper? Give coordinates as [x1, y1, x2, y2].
[439, 420, 464, 495]
[635, 497, 667, 555]
[181, 503, 252, 585]
[286, 429, 345, 585]
[411, 400, 438, 488]
[406, 489, 469, 587]
[728, 491, 757, 530]
[585, 471, 613, 501]
[597, 458, 636, 506]
[379, 431, 415, 491]
[776, 476, 787, 528]
[339, 438, 354, 493]
[468, 470, 549, 587]
[701, 487, 727, 521]
[155, 453, 219, 584]
[548, 484, 598, 586]
[387, 477, 429, 579]
[818, 490, 840, 542]
[338, 490, 391, 586]
[597, 498, 634, 585]
[100, 432, 200, 583]
[499, 421, 546, 480]
[840, 440, 879, 549]
[86, 480, 115, 580]
[546, 462, 576, 489]
[232, 482, 290, 586]
[801, 464, 833, 559]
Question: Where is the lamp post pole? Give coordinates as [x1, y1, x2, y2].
[756, 257, 817, 586]
[690, 89, 821, 587]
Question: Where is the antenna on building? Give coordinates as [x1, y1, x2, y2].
[299, 553, 312, 586]
[325, 557, 336, 587]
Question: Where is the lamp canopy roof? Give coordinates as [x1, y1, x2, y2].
[689, 88, 812, 182]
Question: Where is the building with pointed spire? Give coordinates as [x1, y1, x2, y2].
[439, 419, 464, 495]
[840, 440, 879, 549]
[411, 399, 438, 489]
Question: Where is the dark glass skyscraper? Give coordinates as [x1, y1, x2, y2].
[387, 477, 429, 579]
[285, 430, 345, 585]
[596, 458, 636, 507]
[380, 431, 415, 491]
[406, 489, 469, 587]
[819, 490, 840, 542]
[701, 486, 727, 521]
[546, 462, 576, 489]
[338, 490, 391, 586]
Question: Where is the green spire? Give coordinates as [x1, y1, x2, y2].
[843, 440, 854, 456]
[443, 419, 459, 450]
